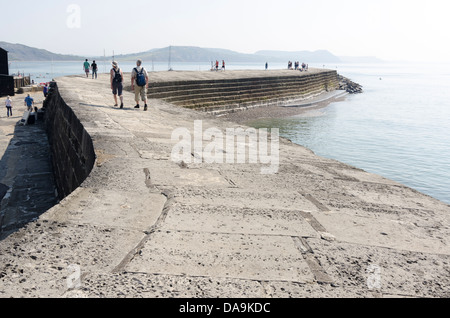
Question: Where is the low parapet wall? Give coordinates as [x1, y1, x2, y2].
[43, 82, 96, 200]
[147, 69, 339, 115]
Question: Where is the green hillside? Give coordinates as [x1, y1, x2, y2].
[0, 42, 83, 61]
[115, 46, 266, 63]
[1, 42, 349, 63]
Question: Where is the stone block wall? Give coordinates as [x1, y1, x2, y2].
[43, 82, 95, 200]
[148, 70, 339, 115]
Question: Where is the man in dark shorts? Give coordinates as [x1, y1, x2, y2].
[110, 61, 124, 108]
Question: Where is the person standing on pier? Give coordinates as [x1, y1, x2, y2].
[83, 59, 90, 78]
[43, 83, 49, 98]
[91, 60, 98, 79]
[131, 59, 149, 111]
[110, 61, 124, 109]
[5, 96, 13, 118]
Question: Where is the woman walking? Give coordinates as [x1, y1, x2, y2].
[5, 96, 13, 118]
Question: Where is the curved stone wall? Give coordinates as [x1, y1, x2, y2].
[43, 82, 96, 200]
[148, 70, 339, 115]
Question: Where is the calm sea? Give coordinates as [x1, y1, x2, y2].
[9, 61, 450, 204]
[248, 62, 450, 205]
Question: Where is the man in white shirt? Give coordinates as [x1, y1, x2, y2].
[131, 59, 149, 111]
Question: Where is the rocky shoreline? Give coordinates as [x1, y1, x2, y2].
[338, 75, 363, 94]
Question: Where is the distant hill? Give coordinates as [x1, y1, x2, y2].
[1, 42, 383, 64]
[0, 42, 83, 61]
[115, 46, 265, 63]
[115, 46, 343, 63]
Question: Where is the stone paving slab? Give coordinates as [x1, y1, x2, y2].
[162, 203, 319, 237]
[169, 187, 320, 212]
[147, 162, 231, 188]
[40, 187, 167, 233]
[310, 210, 449, 255]
[69, 272, 267, 298]
[305, 238, 450, 298]
[126, 230, 315, 283]
[0, 219, 146, 297]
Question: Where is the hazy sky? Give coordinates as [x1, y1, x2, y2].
[1, 0, 449, 62]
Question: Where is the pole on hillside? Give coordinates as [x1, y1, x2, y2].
[104, 49, 106, 73]
[168, 46, 172, 71]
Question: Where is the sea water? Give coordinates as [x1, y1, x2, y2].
[248, 62, 450, 204]
[9, 61, 450, 204]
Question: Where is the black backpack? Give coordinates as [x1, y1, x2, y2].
[113, 68, 122, 83]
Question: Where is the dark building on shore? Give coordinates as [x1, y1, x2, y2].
[0, 47, 14, 97]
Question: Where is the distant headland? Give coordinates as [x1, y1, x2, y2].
[0, 41, 383, 64]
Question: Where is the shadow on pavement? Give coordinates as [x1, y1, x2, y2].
[0, 117, 58, 241]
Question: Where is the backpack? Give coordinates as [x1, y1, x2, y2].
[134, 67, 146, 87]
[113, 68, 122, 83]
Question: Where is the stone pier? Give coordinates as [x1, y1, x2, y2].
[146, 68, 339, 115]
[0, 70, 449, 298]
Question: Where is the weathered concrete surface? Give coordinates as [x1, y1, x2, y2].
[0, 71, 449, 298]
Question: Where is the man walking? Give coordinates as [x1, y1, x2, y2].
[91, 60, 98, 79]
[110, 61, 124, 108]
[24, 94, 34, 111]
[5, 96, 13, 118]
[83, 59, 90, 78]
[131, 59, 149, 111]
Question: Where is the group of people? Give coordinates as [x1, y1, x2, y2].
[288, 61, 308, 71]
[81, 58, 149, 111]
[110, 59, 149, 111]
[83, 59, 99, 79]
[212, 60, 226, 71]
[3, 94, 36, 118]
